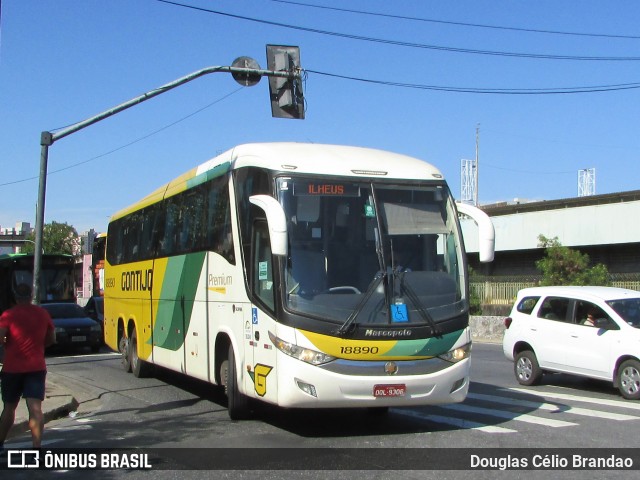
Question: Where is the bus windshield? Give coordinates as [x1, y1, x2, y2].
[278, 178, 465, 329]
[0, 254, 76, 312]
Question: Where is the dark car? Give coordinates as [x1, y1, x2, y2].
[83, 296, 104, 343]
[84, 296, 104, 323]
[42, 302, 102, 353]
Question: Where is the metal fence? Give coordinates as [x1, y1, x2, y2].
[470, 281, 535, 306]
[470, 279, 640, 306]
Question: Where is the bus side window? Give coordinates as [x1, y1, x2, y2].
[160, 200, 179, 256]
[252, 221, 275, 312]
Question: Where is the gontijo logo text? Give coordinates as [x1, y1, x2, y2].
[121, 269, 153, 291]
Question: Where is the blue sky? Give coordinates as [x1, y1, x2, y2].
[1, 0, 639, 234]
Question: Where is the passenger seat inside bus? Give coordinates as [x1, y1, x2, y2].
[290, 249, 326, 297]
[289, 196, 326, 297]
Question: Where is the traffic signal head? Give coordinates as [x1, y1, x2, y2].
[266, 45, 305, 119]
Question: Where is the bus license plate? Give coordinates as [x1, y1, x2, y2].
[71, 336, 86, 342]
[373, 384, 406, 397]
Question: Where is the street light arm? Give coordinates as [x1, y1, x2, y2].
[45, 66, 296, 145]
[32, 62, 301, 303]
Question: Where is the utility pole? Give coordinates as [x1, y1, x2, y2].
[474, 124, 480, 207]
[32, 46, 304, 303]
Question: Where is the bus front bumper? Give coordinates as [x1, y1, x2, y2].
[272, 354, 470, 409]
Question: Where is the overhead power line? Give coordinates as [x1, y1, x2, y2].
[155, 0, 640, 61]
[306, 69, 640, 95]
[271, 0, 640, 40]
[0, 87, 243, 188]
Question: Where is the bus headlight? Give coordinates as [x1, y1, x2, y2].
[269, 332, 335, 366]
[437, 342, 471, 363]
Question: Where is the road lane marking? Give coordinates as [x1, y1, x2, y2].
[48, 351, 120, 360]
[48, 424, 92, 431]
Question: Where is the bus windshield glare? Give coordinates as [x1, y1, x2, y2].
[278, 178, 465, 329]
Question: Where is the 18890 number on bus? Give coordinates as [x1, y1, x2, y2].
[340, 346, 379, 354]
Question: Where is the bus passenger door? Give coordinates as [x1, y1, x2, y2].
[182, 252, 209, 382]
[248, 221, 278, 403]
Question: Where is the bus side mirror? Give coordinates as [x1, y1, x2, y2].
[456, 202, 495, 263]
[249, 195, 288, 256]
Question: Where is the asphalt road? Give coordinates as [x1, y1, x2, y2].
[3, 343, 639, 479]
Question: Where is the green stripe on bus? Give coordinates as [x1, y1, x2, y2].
[384, 329, 463, 357]
[186, 161, 231, 190]
[153, 252, 206, 350]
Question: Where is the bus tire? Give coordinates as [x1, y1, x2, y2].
[120, 333, 132, 373]
[226, 345, 250, 420]
[130, 327, 152, 378]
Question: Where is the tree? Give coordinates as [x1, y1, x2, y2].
[22, 221, 80, 258]
[536, 235, 610, 286]
[467, 266, 483, 315]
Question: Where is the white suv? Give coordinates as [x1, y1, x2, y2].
[502, 286, 640, 400]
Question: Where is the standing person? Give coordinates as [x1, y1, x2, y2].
[0, 283, 55, 450]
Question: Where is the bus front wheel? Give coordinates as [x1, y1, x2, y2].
[225, 345, 250, 420]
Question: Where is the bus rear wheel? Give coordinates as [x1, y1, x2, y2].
[225, 345, 250, 420]
[130, 327, 152, 378]
[119, 334, 131, 373]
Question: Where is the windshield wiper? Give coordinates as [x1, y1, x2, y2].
[398, 273, 442, 338]
[335, 272, 385, 336]
[336, 186, 392, 337]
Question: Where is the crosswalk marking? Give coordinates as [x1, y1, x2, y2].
[502, 387, 640, 411]
[391, 387, 640, 433]
[468, 392, 639, 421]
[394, 409, 517, 433]
[440, 403, 578, 427]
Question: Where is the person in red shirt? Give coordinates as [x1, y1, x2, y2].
[0, 283, 55, 449]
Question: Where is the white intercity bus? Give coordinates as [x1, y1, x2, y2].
[104, 143, 494, 419]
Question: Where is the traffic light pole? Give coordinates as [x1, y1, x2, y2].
[33, 63, 301, 303]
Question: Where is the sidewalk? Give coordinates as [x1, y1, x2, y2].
[6, 377, 79, 441]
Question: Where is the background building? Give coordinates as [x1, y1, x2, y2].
[0, 222, 33, 255]
[462, 189, 640, 280]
